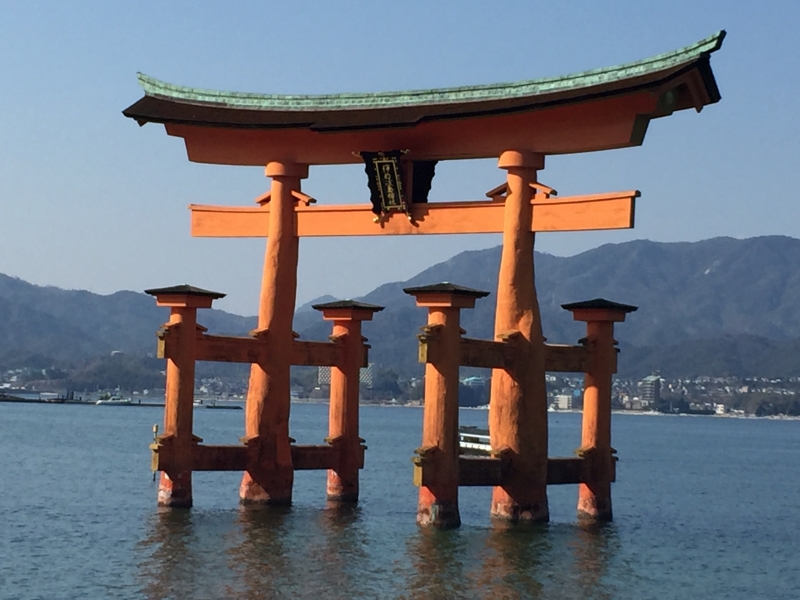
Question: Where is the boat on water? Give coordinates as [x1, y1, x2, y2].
[205, 399, 242, 410]
[95, 394, 132, 406]
[193, 398, 243, 410]
[458, 426, 492, 456]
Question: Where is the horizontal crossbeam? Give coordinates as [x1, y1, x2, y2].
[190, 191, 638, 238]
[543, 343, 591, 373]
[421, 335, 590, 373]
[151, 442, 344, 472]
[158, 331, 352, 367]
[412, 456, 605, 487]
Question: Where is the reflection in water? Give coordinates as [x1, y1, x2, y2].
[136, 506, 620, 598]
[568, 521, 620, 600]
[137, 504, 374, 600]
[137, 509, 209, 599]
[226, 506, 294, 599]
[315, 502, 369, 594]
[229, 504, 372, 599]
[402, 521, 620, 599]
[472, 522, 549, 598]
[403, 528, 472, 599]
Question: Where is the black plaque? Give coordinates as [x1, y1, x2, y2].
[361, 151, 408, 215]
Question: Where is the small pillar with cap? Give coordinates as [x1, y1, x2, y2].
[144, 284, 226, 508]
[313, 300, 384, 502]
[404, 282, 489, 529]
[562, 298, 637, 521]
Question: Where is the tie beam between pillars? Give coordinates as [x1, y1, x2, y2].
[406, 282, 636, 527]
[145, 285, 382, 508]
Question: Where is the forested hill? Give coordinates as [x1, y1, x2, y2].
[2, 235, 800, 378]
[0, 274, 255, 366]
[294, 235, 800, 378]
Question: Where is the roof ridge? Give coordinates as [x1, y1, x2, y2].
[136, 31, 725, 112]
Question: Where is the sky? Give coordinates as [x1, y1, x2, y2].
[1, 1, 798, 316]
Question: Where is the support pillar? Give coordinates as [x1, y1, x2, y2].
[405, 283, 489, 529]
[563, 298, 637, 521]
[489, 150, 549, 523]
[313, 300, 384, 502]
[240, 161, 308, 505]
[145, 285, 225, 508]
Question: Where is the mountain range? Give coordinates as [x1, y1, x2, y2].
[2, 235, 799, 379]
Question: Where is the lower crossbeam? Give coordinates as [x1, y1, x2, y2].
[412, 456, 603, 488]
[151, 443, 343, 472]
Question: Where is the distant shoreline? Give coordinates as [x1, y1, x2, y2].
[3, 396, 798, 420]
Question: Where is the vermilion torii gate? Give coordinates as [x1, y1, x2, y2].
[125, 32, 724, 525]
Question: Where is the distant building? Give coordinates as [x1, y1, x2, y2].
[640, 375, 662, 405]
[360, 363, 375, 387]
[551, 394, 573, 410]
[318, 363, 375, 387]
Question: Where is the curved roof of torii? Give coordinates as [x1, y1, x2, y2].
[123, 31, 725, 166]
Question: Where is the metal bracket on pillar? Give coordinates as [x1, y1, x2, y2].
[149, 433, 174, 472]
[574, 446, 618, 483]
[327, 332, 347, 367]
[360, 342, 370, 368]
[239, 434, 260, 466]
[489, 446, 514, 481]
[323, 435, 344, 470]
[149, 434, 203, 473]
[155, 322, 180, 359]
[324, 435, 367, 470]
[353, 438, 368, 469]
[496, 330, 524, 370]
[417, 324, 444, 364]
[412, 446, 439, 487]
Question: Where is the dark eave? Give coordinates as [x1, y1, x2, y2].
[144, 284, 226, 299]
[404, 283, 491, 298]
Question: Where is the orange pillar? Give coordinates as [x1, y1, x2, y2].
[145, 285, 225, 508]
[240, 161, 308, 505]
[489, 150, 549, 523]
[405, 283, 488, 529]
[563, 298, 637, 521]
[314, 300, 384, 502]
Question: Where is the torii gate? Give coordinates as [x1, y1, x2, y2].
[125, 31, 724, 525]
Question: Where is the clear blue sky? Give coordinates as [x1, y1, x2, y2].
[1, 1, 797, 315]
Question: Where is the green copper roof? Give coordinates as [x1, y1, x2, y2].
[136, 31, 725, 112]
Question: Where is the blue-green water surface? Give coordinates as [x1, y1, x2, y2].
[1, 403, 799, 599]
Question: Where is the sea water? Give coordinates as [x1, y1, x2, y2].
[1, 403, 799, 599]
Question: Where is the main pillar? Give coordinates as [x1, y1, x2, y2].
[563, 298, 637, 521]
[313, 300, 384, 502]
[240, 161, 308, 505]
[405, 283, 488, 528]
[489, 150, 549, 522]
[145, 285, 226, 508]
